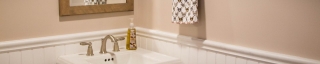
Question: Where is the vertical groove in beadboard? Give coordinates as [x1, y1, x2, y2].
[236, 58, 247, 64]
[166, 42, 175, 57]
[152, 40, 160, 53]
[144, 37, 148, 49]
[21, 49, 34, 64]
[144, 37, 148, 50]
[0, 52, 10, 64]
[55, 45, 66, 64]
[157, 40, 168, 55]
[258, 62, 268, 64]
[226, 55, 236, 64]
[198, 49, 207, 64]
[188, 47, 198, 64]
[181, 45, 189, 64]
[158, 40, 168, 55]
[33, 48, 45, 64]
[247, 60, 259, 64]
[172, 43, 181, 58]
[207, 51, 216, 64]
[140, 37, 146, 49]
[146, 38, 153, 51]
[10, 51, 22, 64]
[44, 46, 56, 64]
[136, 36, 140, 47]
[139, 36, 142, 48]
[216, 53, 226, 64]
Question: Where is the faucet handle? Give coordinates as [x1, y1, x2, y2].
[80, 42, 94, 56]
[80, 42, 92, 45]
[116, 37, 125, 41]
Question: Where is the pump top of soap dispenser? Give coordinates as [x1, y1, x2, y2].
[129, 18, 134, 28]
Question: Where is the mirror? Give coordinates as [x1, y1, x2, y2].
[70, 0, 127, 6]
[59, 0, 133, 16]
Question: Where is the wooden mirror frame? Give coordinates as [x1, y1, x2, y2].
[59, 0, 134, 16]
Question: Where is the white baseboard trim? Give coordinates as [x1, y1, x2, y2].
[0, 27, 319, 64]
[135, 27, 320, 64]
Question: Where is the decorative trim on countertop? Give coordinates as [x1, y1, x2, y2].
[135, 27, 320, 64]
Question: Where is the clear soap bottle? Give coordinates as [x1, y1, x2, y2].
[126, 18, 137, 50]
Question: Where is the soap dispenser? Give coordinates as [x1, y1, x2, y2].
[126, 18, 137, 50]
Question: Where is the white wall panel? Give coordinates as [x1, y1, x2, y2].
[45, 46, 56, 64]
[157, 41, 166, 54]
[152, 40, 161, 53]
[21, 50, 34, 64]
[10, 51, 21, 64]
[162, 41, 171, 55]
[247, 60, 259, 64]
[65, 43, 78, 55]
[0, 53, 10, 64]
[258, 62, 266, 64]
[180, 45, 189, 64]
[236, 58, 247, 64]
[216, 53, 226, 64]
[188, 47, 198, 64]
[33, 48, 45, 64]
[136, 36, 141, 47]
[141, 37, 147, 49]
[55, 45, 65, 63]
[65, 43, 86, 55]
[207, 51, 216, 64]
[119, 38, 126, 47]
[92, 40, 102, 51]
[198, 49, 207, 64]
[166, 42, 175, 57]
[145, 38, 153, 51]
[226, 55, 236, 64]
[106, 40, 113, 49]
[171, 43, 181, 58]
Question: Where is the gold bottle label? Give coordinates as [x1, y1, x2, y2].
[126, 28, 137, 50]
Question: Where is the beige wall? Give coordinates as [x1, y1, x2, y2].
[1, 0, 320, 61]
[0, 0, 133, 41]
[135, 0, 320, 60]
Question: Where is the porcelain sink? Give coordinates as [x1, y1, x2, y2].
[57, 48, 182, 64]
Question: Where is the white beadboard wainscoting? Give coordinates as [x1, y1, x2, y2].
[135, 27, 320, 64]
[0, 27, 319, 64]
[136, 35, 274, 64]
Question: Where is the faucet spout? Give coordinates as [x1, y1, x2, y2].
[100, 35, 125, 54]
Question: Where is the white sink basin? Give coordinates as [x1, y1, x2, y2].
[57, 48, 182, 64]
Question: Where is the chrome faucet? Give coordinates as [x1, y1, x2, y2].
[100, 35, 125, 54]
